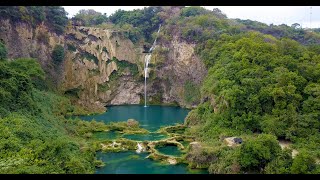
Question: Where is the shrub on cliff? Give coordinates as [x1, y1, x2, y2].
[52, 45, 65, 65]
[0, 41, 7, 60]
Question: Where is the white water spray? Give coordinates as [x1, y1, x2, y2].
[136, 142, 143, 153]
[144, 24, 161, 107]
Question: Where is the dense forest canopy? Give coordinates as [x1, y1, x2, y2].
[72, 9, 108, 27]
[0, 6, 68, 34]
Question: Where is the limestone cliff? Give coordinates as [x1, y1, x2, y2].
[61, 26, 146, 112]
[0, 19, 65, 84]
[0, 19, 207, 111]
[151, 36, 207, 108]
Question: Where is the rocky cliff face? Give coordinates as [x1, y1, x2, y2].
[153, 36, 207, 107]
[62, 26, 146, 112]
[0, 19, 65, 83]
[0, 19, 207, 112]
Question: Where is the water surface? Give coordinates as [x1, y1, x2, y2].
[80, 105, 207, 174]
[123, 133, 168, 141]
[79, 105, 189, 131]
[96, 151, 207, 174]
[157, 145, 183, 157]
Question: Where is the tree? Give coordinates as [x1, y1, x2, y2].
[181, 6, 209, 17]
[290, 150, 316, 174]
[45, 6, 68, 35]
[239, 134, 281, 172]
[291, 23, 301, 29]
[0, 41, 7, 60]
[73, 9, 108, 26]
[52, 45, 65, 65]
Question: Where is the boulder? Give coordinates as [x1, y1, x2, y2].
[167, 158, 177, 165]
[224, 137, 242, 147]
[234, 137, 243, 144]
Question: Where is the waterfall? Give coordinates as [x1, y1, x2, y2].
[136, 142, 143, 153]
[144, 24, 161, 107]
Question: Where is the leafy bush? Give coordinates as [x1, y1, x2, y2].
[109, 7, 162, 43]
[181, 6, 210, 17]
[72, 9, 108, 27]
[184, 80, 200, 105]
[0, 58, 103, 173]
[0, 6, 68, 35]
[264, 149, 293, 174]
[0, 41, 7, 60]
[52, 45, 65, 65]
[290, 150, 317, 174]
[239, 134, 281, 172]
[67, 43, 77, 52]
[0, 58, 43, 115]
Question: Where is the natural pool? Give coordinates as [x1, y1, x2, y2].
[79, 105, 189, 131]
[95, 151, 207, 174]
[78, 105, 208, 174]
[156, 145, 183, 157]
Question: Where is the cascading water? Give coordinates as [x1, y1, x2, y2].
[136, 142, 144, 153]
[144, 24, 161, 107]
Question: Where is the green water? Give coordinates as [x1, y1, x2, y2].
[157, 145, 183, 157]
[80, 105, 208, 174]
[79, 105, 189, 131]
[93, 131, 168, 141]
[95, 151, 207, 174]
[123, 133, 168, 141]
[93, 131, 119, 140]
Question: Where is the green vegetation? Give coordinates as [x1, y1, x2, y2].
[67, 43, 77, 52]
[109, 7, 162, 43]
[185, 30, 320, 173]
[164, 6, 229, 44]
[184, 80, 200, 105]
[52, 45, 65, 65]
[0, 6, 68, 35]
[0, 41, 7, 60]
[110, 57, 139, 78]
[2, 6, 320, 174]
[82, 51, 99, 65]
[0, 58, 44, 116]
[290, 150, 319, 174]
[196, 32, 320, 139]
[235, 19, 320, 45]
[36, 31, 50, 45]
[105, 121, 149, 134]
[102, 47, 109, 54]
[239, 134, 281, 172]
[98, 83, 109, 92]
[73, 9, 108, 27]
[0, 58, 106, 173]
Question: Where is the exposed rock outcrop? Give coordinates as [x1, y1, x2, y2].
[110, 79, 143, 105]
[151, 36, 207, 108]
[224, 137, 243, 147]
[0, 19, 207, 111]
[61, 26, 147, 111]
[0, 19, 65, 84]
